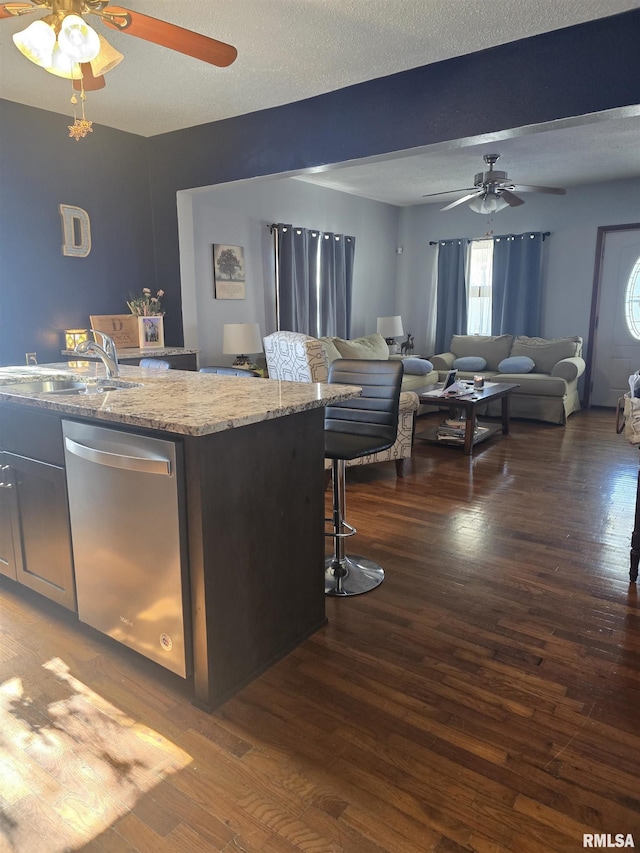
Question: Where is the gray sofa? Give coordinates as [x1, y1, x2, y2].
[431, 334, 586, 424]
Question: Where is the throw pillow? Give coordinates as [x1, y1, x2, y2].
[318, 336, 342, 364]
[402, 357, 433, 375]
[453, 356, 487, 371]
[450, 334, 513, 370]
[332, 333, 389, 360]
[510, 336, 582, 375]
[498, 356, 535, 374]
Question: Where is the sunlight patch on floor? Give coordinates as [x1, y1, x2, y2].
[0, 657, 192, 852]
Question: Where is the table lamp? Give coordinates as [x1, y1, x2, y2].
[64, 329, 89, 350]
[377, 316, 404, 354]
[223, 322, 263, 369]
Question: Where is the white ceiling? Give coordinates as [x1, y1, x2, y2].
[1, 1, 639, 202]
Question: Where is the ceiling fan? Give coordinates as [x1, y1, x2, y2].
[423, 154, 566, 213]
[0, 1, 237, 115]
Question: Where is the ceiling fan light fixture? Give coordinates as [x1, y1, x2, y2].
[90, 34, 123, 76]
[57, 14, 100, 63]
[46, 43, 82, 79]
[468, 193, 510, 214]
[12, 19, 56, 68]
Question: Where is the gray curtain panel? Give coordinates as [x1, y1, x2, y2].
[275, 224, 354, 338]
[434, 239, 469, 354]
[491, 232, 545, 336]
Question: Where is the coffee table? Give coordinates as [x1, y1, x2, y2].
[415, 381, 520, 456]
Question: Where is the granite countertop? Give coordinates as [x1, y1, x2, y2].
[60, 346, 200, 358]
[0, 362, 361, 437]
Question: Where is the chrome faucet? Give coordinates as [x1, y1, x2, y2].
[75, 331, 119, 379]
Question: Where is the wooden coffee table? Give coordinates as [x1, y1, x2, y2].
[415, 382, 520, 456]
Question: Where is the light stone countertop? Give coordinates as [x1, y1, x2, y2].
[0, 362, 361, 437]
[60, 346, 200, 358]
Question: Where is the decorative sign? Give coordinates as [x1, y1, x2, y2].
[90, 314, 139, 348]
[213, 244, 245, 299]
[59, 204, 91, 257]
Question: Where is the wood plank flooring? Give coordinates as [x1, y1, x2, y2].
[1, 407, 639, 852]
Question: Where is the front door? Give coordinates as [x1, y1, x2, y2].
[591, 227, 640, 407]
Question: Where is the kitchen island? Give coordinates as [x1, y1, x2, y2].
[0, 362, 360, 710]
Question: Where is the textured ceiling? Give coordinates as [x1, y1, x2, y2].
[1, 1, 639, 201]
[0, 0, 638, 136]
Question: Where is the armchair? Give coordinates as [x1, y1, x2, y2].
[263, 331, 418, 476]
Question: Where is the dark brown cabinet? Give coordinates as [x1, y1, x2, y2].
[0, 406, 76, 611]
[0, 463, 18, 580]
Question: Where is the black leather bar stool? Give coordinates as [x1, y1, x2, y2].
[324, 358, 403, 596]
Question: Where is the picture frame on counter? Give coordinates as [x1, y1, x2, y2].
[138, 316, 164, 348]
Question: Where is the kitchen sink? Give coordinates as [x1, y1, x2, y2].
[0, 379, 88, 395]
[94, 379, 141, 390]
[0, 378, 142, 396]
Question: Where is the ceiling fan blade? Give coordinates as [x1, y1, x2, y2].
[441, 191, 483, 211]
[422, 187, 475, 198]
[73, 64, 106, 91]
[510, 184, 566, 195]
[499, 189, 525, 207]
[0, 3, 36, 19]
[94, 6, 238, 67]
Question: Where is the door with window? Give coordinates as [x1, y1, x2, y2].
[590, 227, 640, 407]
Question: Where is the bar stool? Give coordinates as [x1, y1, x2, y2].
[324, 358, 403, 596]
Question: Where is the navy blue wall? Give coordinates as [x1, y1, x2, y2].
[1, 10, 638, 362]
[147, 10, 640, 346]
[0, 101, 155, 365]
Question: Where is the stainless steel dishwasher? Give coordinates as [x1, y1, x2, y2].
[62, 420, 190, 677]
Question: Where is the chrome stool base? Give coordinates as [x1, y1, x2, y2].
[324, 554, 385, 596]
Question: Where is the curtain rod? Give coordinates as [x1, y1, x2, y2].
[429, 231, 550, 245]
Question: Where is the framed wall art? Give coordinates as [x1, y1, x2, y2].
[213, 244, 246, 299]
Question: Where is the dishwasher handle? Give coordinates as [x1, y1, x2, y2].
[64, 436, 172, 476]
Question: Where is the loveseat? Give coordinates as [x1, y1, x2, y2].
[263, 331, 438, 475]
[431, 334, 586, 425]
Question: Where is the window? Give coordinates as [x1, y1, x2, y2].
[466, 239, 493, 335]
[624, 256, 640, 340]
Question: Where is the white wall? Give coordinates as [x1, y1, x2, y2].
[397, 177, 640, 355]
[179, 176, 400, 367]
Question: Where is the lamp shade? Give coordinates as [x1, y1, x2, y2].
[57, 14, 100, 63]
[90, 34, 124, 76]
[47, 43, 82, 79]
[13, 19, 56, 68]
[222, 323, 263, 355]
[377, 315, 404, 339]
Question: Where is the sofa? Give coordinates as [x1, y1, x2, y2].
[431, 334, 586, 425]
[263, 331, 438, 475]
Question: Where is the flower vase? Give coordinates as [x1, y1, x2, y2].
[137, 315, 164, 348]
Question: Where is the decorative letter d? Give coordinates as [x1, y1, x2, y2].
[59, 204, 91, 257]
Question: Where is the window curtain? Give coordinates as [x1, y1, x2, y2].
[434, 238, 469, 354]
[491, 232, 545, 336]
[273, 223, 355, 338]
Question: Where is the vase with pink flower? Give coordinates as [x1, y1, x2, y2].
[127, 288, 165, 348]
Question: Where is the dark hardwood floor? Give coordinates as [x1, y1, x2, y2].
[1, 407, 639, 852]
